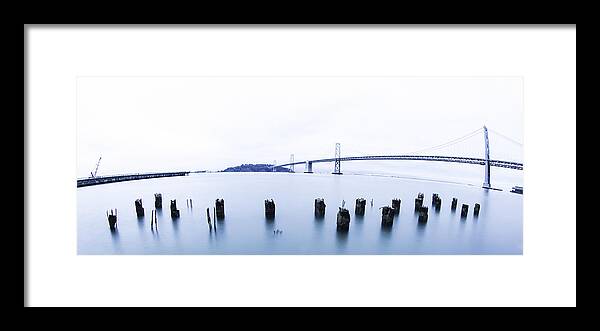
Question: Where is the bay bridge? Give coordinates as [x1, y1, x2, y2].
[272, 126, 523, 189]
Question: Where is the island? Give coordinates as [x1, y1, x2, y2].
[221, 164, 292, 173]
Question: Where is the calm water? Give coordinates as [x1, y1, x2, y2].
[77, 172, 522, 254]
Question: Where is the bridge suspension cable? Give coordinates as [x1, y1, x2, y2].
[409, 127, 484, 155]
[487, 128, 523, 146]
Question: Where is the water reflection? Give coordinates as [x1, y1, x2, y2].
[416, 221, 427, 236]
[78, 172, 523, 254]
[335, 230, 348, 248]
[137, 215, 144, 232]
[380, 223, 393, 239]
[110, 228, 120, 246]
[215, 219, 226, 234]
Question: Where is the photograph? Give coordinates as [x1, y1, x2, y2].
[76, 76, 523, 255]
[25, 25, 575, 307]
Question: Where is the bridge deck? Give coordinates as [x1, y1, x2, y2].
[275, 155, 523, 170]
[77, 171, 189, 188]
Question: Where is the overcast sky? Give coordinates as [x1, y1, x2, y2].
[76, 77, 523, 177]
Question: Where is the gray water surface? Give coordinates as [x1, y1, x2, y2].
[77, 172, 522, 254]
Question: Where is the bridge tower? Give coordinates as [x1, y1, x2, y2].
[483, 126, 491, 189]
[290, 154, 295, 173]
[332, 143, 342, 175]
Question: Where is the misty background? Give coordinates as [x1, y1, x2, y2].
[76, 77, 523, 184]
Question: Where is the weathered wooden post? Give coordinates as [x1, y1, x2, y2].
[206, 207, 212, 229]
[381, 206, 394, 227]
[417, 206, 428, 223]
[107, 209, 118, 230]
[355, 198, 366, 216]
[154, 193, 162, 209]
[432, 193, 441, 210]
[391, 198, 401, 215]
[314, 198, 326, 217]
[461, 204, 469, 218]
[215, 199, 225, 220]
[451, 198, 458, 210]
[213, 207, 217, 229]
[336, 207, 350, 232]
[415, 193, 424, 210]
[474, 203, 481, 216]
[170, 199, 180, 218]
[265, 199, 275, 219]
[135, 199, 145, 217]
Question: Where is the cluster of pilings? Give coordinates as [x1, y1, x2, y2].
[106, 194, 231, 230]
[107, 192, 481, 232]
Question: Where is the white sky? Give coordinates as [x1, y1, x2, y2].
[76, 77, 523, 177]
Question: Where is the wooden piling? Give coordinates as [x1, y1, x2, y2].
[474, 203, 480, 216]
[461, 204, 469, 218]
[216, 199, 225, 220]
[355, 198, 366, 216]
[451, 198, 458, 210]
[417, 206, 428, 223]
[336, 207, 351, 232]
[314, 198, 326, 217]
[206, 207, 212, 229]
[391, 199, 401, 215]
[265, 199, 276, 219]
[381, 206, 394, 226]
[154, 193, 162, 209]
[170, 200, 180, 218]
[107, 209, 118, 230]
[135, 198, 144, 217]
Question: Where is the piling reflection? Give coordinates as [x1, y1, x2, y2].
[380, 223, 393, 239]
[110, 227, 120, 243]
[335, 230, 348, 248]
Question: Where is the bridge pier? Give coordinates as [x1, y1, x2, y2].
[304, 161, 313, 173]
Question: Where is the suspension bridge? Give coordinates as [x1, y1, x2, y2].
[272, 126, 523, 189]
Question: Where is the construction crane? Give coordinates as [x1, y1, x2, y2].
[90, 156, 102, 178]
